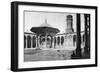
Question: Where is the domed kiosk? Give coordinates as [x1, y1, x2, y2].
[30, 19, 60, 49]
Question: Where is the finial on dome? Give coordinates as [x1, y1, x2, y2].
[40, 18, 52, 27]
[45, 19, 47, 24]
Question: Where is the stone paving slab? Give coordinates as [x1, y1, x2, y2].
[24, 49, 73, 62]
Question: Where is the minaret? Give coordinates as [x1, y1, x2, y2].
[65, 15, 74, 33]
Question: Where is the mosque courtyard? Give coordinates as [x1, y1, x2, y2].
[24, 48, 73, 62]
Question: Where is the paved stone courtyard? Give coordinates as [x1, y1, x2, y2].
[24, 49, 73, 62]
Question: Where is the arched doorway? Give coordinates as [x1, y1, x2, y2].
[47, 35, 51, 48]
[32, 36, 36, 48]
[40, 36, 46, 48]
[54, 37, 56, 48]
[61, 36, 64, 46]
[27, 36, 31, 48]
[24, 36, 26, 48]
[57, 36, 60, 46]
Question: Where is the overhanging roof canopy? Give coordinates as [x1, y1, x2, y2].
[30, 19, 60, 36]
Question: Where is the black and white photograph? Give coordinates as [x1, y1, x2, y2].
[24, 11, 90, 62]
[11, 1, 97, 71]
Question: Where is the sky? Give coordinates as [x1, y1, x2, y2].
[24, 11, 85, 33]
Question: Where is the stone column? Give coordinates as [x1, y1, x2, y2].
[36, 36, 38, 48]
[50, 36, 52, 48]
[45, 36, 47, 48]
[52, 37, 54, 48]
[54, 37, 56, 48]
[84, 14, 90, 54]
[60, 36, 62, 48]
[55, 37, 58, 48]
[38, 36, 40, 48]
[31, 35, 33, 48]
[26, 35, 27, 49]
[58, 36, 60, 48]
[76, 14, 82, 58]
